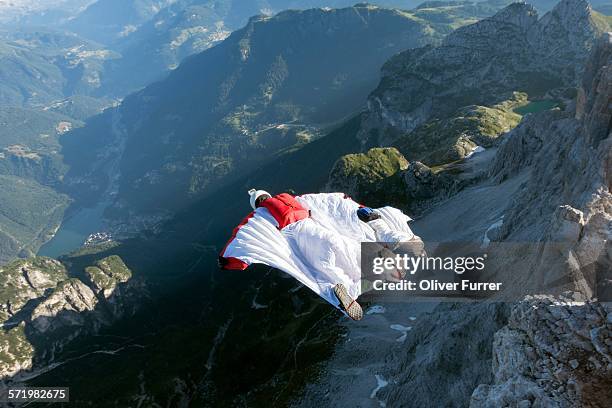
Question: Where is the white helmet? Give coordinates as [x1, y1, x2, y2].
[248, 189, 271, 210]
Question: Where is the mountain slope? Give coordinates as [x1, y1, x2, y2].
[62, 4, 447, 215]
[0, 175, 70, 264]
[0, 30, 115, 263]
[99, 0, 233, 94]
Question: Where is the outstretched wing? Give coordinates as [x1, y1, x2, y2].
[219, 208, 340, 305]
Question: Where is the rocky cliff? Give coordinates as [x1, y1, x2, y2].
[485, 31, 611, 295]
[468, 31, 611, 407]
[0, 255, 145, 379]
[471, 295, 611, 407]
[360, 0, 603, 147]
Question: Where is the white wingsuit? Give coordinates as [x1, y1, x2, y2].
[220, 192, 422, 309]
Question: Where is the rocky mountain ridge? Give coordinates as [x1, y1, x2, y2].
[359, 0, 605, 148]
[467, 37, 611, 408]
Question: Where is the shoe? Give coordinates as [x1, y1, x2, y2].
[334, 283, 363, 321]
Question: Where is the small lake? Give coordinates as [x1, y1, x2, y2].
[38, 201, 108, 258]
[513, 100, 559, 115]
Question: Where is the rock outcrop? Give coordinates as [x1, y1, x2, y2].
[0, 258, 67, 322]
[471, 295, 612, 407]
[0, 255, 145, 379]
[85, 255, 132, 298]
[326, 147, 409, 207]
[393, 93, 525, 166]
[30, 278, 98, 333]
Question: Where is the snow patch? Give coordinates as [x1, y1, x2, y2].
[366, 305, 386, 315]
[465, 145, 485, 159]
[481, 215, 504, 249]
[370, 374, 389, 404]
[390, 324, 412, 343]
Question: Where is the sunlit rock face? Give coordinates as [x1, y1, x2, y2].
[0, 255, 145, 379]
[360, 0, 601, 145]
[471, 295, 612, 407]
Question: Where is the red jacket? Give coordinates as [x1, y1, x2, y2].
[218, 193, 310, 270]
[260, 193, 309, 229]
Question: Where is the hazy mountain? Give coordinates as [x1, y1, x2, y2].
[0, 29, 118, 108]
[99, 0, 234, 95]
[63, 0, 417, 45]
[64, 0, 177, 44]
[94, 0, 428, 95]
[0, 0, 93, 26]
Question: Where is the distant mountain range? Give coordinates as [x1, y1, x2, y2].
[64, 0, 178, 44]
[74, 0, 449, 95]
[0, 29, 117, 108]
